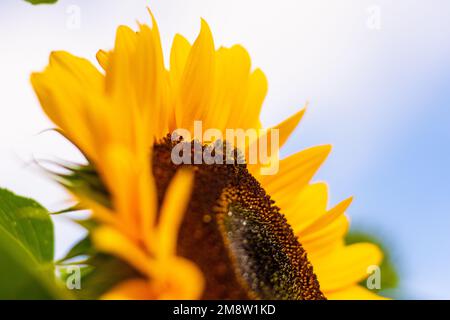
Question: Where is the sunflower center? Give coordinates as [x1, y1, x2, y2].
[152, 137, 325, 300]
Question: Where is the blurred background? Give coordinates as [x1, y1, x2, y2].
[0, 0, 449, 299]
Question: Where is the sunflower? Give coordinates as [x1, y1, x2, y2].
[31, 10, 384, 300]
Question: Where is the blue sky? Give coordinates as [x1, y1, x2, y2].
[0, 0, 449, 299]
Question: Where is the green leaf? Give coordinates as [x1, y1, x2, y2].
[25, 0, 58, 4]
[0, 188, 53, 263]
[0, 227, 60, 299]
[0, 188, 68, 299]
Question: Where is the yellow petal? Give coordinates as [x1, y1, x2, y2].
[169, 34, 192, 131]
[212, 45, 252, 131]
[157, 168, 194, 260]
[105, 25, 137, 97]
[176, 19, 215, 131]
[241, 68, 267, 129]
[302, 215, 349, 259]
[102, 279, 154, 300]
[101, 144, 157, 249]
[298, 197, 352, 237]
[103, 257, 204, 300]
[326, 285, 388, 300]
[101, 145, 138, 227]
[156, 257, 205, 300]
[48, 51, 103, 89]
[92, 226, 156, 278]
[96, 49, 109, 71]
[246, 106, 303, 173]
[284, 182, 328, 234]
[104, 20, 168, 142]
[259, 145, 332, 203]
[135, 22, 168, 138]
[312, 243, 383, 292]
[102, 26, 142, 150]
[30, 51, 104, 161]
[270, 107, 306, 149]
[170, 34, 192, 92]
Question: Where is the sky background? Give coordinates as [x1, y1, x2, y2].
[0, 0, 449, 299]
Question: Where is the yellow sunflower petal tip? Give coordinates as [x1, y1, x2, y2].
[199, 18, 214, 44]
[200, 17, 209, 28]
[338, 196, 354, 212]
[96, 49, 108, 69]
[306, 144, 333, 163]
[361, 242, 384, 265]
[146, 6, 159, 27]
[273, 107, 307, 147]
[318, 144, 333, 159]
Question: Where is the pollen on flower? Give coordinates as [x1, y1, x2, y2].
[152, 136, 325, 300]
